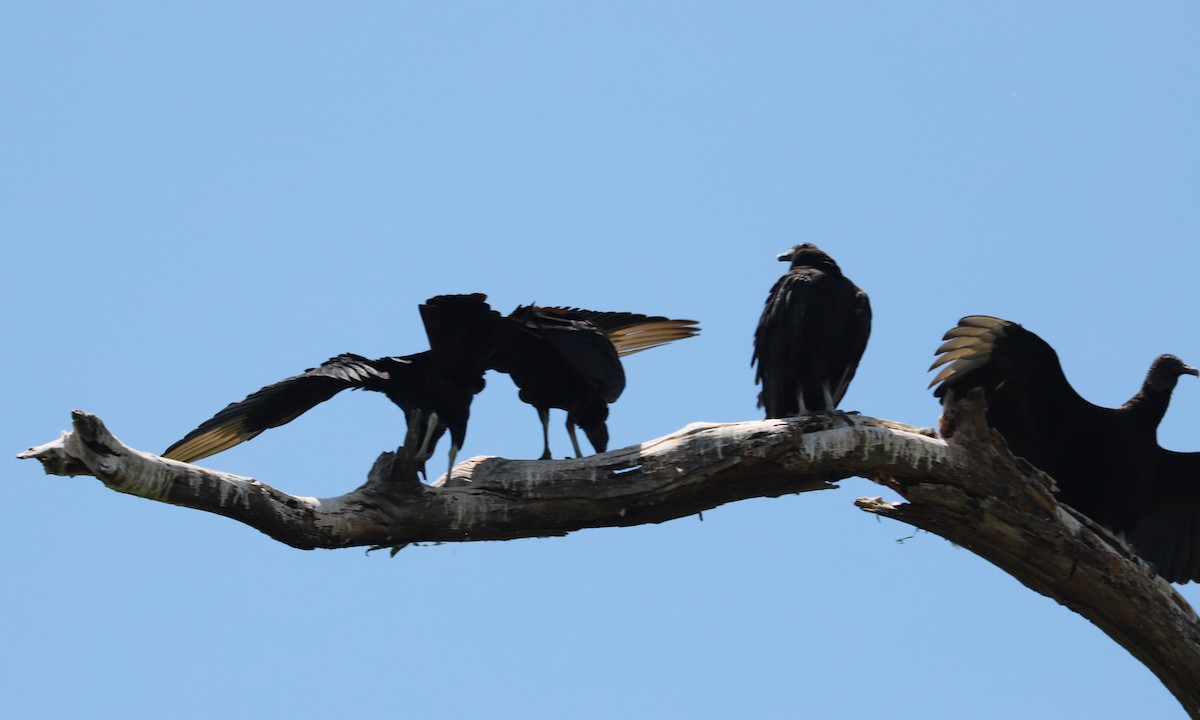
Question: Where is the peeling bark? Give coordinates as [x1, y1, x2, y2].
[17, 397, 1200, 717]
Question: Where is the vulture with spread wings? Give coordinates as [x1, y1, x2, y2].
[162, 294, 510, 476]
[930, 315, 1200, 583]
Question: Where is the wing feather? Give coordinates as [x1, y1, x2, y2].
[162, 354, 398, 463]
[537, 308, 700, 357]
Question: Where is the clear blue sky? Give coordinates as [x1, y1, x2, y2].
[6, 2, 1200, 718]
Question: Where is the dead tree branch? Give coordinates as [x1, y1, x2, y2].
[17, 398, 1200, 717]
[17, 409, 938, 548]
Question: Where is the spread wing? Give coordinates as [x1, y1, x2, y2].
[540, 308, 700, 357]
[928, 316, 1200, 583]
[162, 354, 404, 463]
[928, 316, 1101, 468]
[1126, 449, 1200, 583]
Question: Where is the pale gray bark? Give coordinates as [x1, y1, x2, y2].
[17, 396, 1200, 717]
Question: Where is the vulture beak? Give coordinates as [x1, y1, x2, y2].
[1185, 364, 1199, 377]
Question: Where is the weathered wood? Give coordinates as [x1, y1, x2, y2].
[17, 399, 1200, 716]
[17, 410, 942, 548]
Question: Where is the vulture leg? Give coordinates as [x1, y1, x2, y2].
[821, 384, 835, 411]
[795, 389, 808, 417]
[566, 420, 584, 459]
[417, 411, 440, 460]
[537, 407, 553, 460]
[446, 442, 459, 481]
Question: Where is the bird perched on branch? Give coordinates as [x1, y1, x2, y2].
[753, 243, 872, 418]
[930, 314, 1200, 582]
[489, 306, 700, 460]
[162, 294, 510, 477]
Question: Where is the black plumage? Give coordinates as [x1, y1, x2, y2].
[930, 315, 1200, 582]
[163, 294, 509, 476]
[753, 243, 872, 418]
[1138, 449, 1200, 583]
[543, 308, 702, 357]
[489, 306, 700, 460]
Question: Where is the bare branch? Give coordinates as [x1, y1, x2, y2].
[17, 400, 1200, 716]
[17, 410, 940, 548]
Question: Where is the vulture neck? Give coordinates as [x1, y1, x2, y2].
[1119, 369, 1181, 428]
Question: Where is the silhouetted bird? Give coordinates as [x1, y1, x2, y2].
[489, 306, 699, 460]
[163, 294, 510, 476]
[753, 244, 872, 418]
[930, 315, 1200, 582]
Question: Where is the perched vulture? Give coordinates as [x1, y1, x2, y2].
[753, 243, 872, 418]
[930, 314, 1200, 582]
[489, 306, 699, 459]
[163, 294, 510, 476]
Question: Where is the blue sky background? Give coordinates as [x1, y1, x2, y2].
[6, 2, 1200, 718]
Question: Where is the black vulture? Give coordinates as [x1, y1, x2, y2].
[929, 315, 1200, 582]
[753, 243, 872, 418]
[162, 294, 510, 476]
[489, 306, 699, 460]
